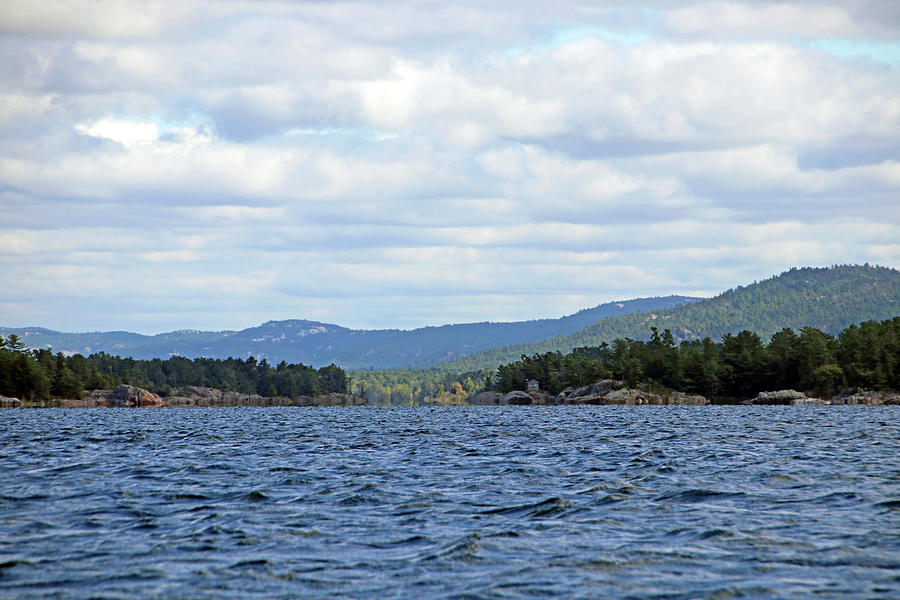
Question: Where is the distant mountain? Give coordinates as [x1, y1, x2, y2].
[8, 265, 896, 373]
[1, 296, 700, 369]
[438, 265, 900, 372]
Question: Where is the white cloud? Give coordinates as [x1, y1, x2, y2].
[0, 0, 186, 38]
[664, 2, 859, 39]
[75, 117, 160, 148]
[0, 0, 897, 333]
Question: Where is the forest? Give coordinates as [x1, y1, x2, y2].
[351, 366, 492, 405]
[0, 335, 348, 401]
[431, 265, 900, 374]
[494, 318, 900, 400]
[3, 318, 898, 406]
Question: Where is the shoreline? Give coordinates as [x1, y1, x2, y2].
[0, 384, 367, 409]
[470, 379, 900, 407]
[3, 388, 898, 408]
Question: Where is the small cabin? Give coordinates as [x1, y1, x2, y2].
[526, 379, 540, 392]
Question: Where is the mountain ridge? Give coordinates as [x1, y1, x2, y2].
[1, 296, 701, 369]
[6, 265, 898, 372]
[435, 264, 900, 373]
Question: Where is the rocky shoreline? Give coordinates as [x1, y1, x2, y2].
[469, 380, 708, 406]
[468, 380, 900, 406]
[2, 384, 367, 408]
[3, 382, 898, 408]
[746, 389, 900, 406]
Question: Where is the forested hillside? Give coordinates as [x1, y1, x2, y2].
[352, 265, 900, 403]
[438, 265, 900, 373]
[493, 318, 900, 400]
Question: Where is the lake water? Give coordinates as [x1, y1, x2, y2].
[2, 406, 899, 599]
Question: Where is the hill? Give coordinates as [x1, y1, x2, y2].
[437, 265, 900, 373]
[0, 296, 699, 369]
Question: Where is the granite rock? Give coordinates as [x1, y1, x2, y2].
[105, 385, 164, 407]
[0, 395, 22, 408]
[469, 391, 502, 405]
[500, 391, 533, 405]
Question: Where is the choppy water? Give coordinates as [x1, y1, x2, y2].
[2, 406, 899, 599]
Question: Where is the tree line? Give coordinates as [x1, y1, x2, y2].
[430, 265, 900, 374]
[351, 366, 492, 405]
[0, 335, 348, 401]
[4, 317, 897, 405]
[494, 318, 900, 400]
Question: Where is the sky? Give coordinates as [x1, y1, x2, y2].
[1, 0, 899, 334]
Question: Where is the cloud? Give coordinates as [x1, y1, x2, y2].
[0, 0, 187, 39]
[0, 0, 897, 333]
[75, 117, 160, 148]
[664, 2, 859, 39]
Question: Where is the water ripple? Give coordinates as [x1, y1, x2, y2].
[1, 405, 899, 599]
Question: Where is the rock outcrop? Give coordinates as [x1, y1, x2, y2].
[742, 388, 900, 406]
[299, 393, 368, 406]
[469, 391, 502, 405]
[12, 386, 367, 408]
[829, 390, 900, 405]
[556, 380, 708, 405]
[556, 380, 623, 404]
[500, 391, 534, 405]
[0, 395, 22, 408]
[85, 390, 111, 406]
[748, 390, 831, 405]
[465, 382, 709, 406]
[61, 390, 109, 408]
[663, 391, 710, 405]
[166, 386, 366, 407]
[105, 385, 164, 407]
[750, 390, 807, 405]
[166, 386, 267, 406]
